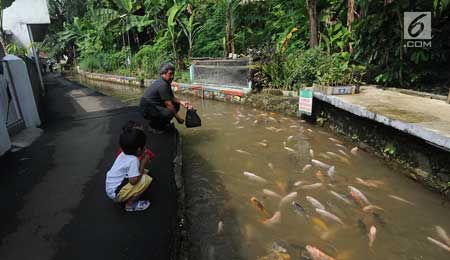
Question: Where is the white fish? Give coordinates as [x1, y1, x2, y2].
[388, 195, 415, 206]
[307, 129, 313, 133]
[362, 205, 384, 212]
[287, 135, 294, 141]
[302, 164, 312, 173]
[243, 171, 268, 183]
[326, 152, 340, 157]
[217, 221, 224, 234]
[263, 189, 282, 199]
[351, 147, 359, 155]
[330, 191, 351, 204]
[300, 183, 323, 190]
[236, 149, 251, 155]
[268, 163, 274, 171]
[336, 144, 347, 150]
[327, 166, 336, 179]
[311, 159, 331, 169]
[368, 225, 377, 247]
[305, 245, 335, 260]
[349, 186, 371, 205]
[315, 208, 344, 225]
[253, 120, 258, 125]
[279, 192, 298, 208]
[284, 146, 296, 153]
[234, 121, 240, 125]
[263, 211, 281, 225]
[328, 137, 342, 144]
[237, 126, 245, 129]
[257, 142, 268, 147]
[309, 149, 314, 158]
[275, 128, 283, 133]
[427, 236, 450, 253]
[293, 181, 303, 187]
[306, 196, 325, 210]
[268, 116, 277, 121]
[436, 226, 450, 246]
[290, 125, 299, 128]
[338, 149, 350, 158]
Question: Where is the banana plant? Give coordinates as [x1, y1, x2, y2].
[167, 2, 185, 64]
[178, 10, 202, 59]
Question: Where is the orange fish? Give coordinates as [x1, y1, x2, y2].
[311, 217, 329, 232]
[350, 190, 365, 208]
[250, 197, 270, 217]
[306, 245, 335, 260]
[315, 170, 326, 182]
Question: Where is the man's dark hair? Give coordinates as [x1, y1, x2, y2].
[119, 128, 146, 156]
[159, 63, 175, 75]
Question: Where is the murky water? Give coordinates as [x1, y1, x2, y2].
[70, 76, 450, 260]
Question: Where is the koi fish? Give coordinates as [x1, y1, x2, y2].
[250, 197, 270, 217]
[330, 190, 351, 204]
[279, 192, 297, 208]
[311, 159, 331, 169]
[307, 129, 313, 133]
[309, 149, 315, 158]
[305, 245, 335, 260]
[356, 177, 380, 188]
[306, 196, 325, 210]
[326, 152, 340, 157]
[299, 183, 323, 190]
[311, 217, 329, 232]
[388, 195, 415, 206]
[435, 226, 450, 246]
[236, 149, 251, 155]
[294, 181, 303, 187]
[351, 147, 359, 155]
[368, 225, 377, 247]
[257, 142, 268, 147]
[243, 171, 268, 183]
[217, 221, 224, 234]
[234, 121, 240, 125]
[284, 146, 296, 153]
[338, 149, 350, 158]
[292, 201, 308, 217]
[336, 144, 347, 150]
[328, 137, 342, 144]
[315, 208, 344, 225]
[327, 166, 336, 179]
[290, 125, 299, 128]
[349, 186, 371, 205]
[315, 170, 326, 182]
[362, 205, 385, 212]
[287, 135, 294, 141]
[263, 189, 282, 199]
[302, 164, 312, 173]
[263, 211, 281, 225]
[268, 163, 274, 171]
[427, 237, 450, 253]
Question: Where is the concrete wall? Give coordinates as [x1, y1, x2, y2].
[0, 102, 11, 155]
[3, 0, 50, 50]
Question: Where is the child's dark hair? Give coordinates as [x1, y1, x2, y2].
[122, 120, 144, 132]
[119, 127, 146, 156]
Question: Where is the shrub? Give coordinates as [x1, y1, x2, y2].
[133, 44, 169, 79]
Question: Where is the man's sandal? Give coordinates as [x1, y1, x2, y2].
[125, 200, 150, 212]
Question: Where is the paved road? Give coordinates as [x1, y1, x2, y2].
[0, 74, 179, 260]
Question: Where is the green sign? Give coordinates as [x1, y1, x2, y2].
[299, 89, 313, 115]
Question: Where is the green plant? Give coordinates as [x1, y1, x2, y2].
[6, 43, 29, 56]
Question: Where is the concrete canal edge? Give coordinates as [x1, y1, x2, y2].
[172, 130, 189, 260]
[71, 71, 450, 199]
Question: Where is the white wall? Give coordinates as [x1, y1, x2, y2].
[3, 0, 50, 49]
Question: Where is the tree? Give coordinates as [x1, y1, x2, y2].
[306, 0, 318, 48]
[179, 9, 202, 59]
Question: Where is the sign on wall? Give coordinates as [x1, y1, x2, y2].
[299, 89, 313, 116]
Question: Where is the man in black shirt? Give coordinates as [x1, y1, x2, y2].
[139, 63, 191, 132]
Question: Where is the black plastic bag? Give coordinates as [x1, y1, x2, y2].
[185, 108, 202, 128]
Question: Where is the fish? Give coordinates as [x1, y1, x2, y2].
[263, 189, 282, 199]
[250, 197, 270, 217]
[328, 137, 342, 144]
[311, 159, 331, 169]
[253, 120, 258, 125]
[292, 201, 308, 217]
[319, 153, 332, 160]
[217, 221, 224, 234]
[275, 181, 288, 193]
[268, 163, 274, 171]
[315, 170, 326, 182]
[290, 125, 299, 128]
[237, 126, 245, 129]
[435, 226, 450, 246]
[275, 128, 283, 133]
[315, 208, 344, 225]
[268, 116, 277, 121]
[302, 164, 312, 173]
[307, 129, 313, 133]
[257, 142, 268, 147]
[305, 245, 336, 260]
[351, 147, 359, 155]
[263, 211, 281, 225]
[372, 212, 386, 226]
[327, 166, 336, 179]
[330, 190, 351, 204]
[236, 149, 251, 155]
[309, 149, 315, 158]
[428, 236, 450, 253]
[293, 181, 303, 187]
[356, 177, 380, 188]
[306, 196, 325, 210]
[368, 225, 377, 247]
[335, 144, 347, 150]
[326, 152, 340, 157]
[284, 146, 296, 153]
[311, 217, 329, 232]
[349, 186, 371, 205]
[287, 135, 294, 141]
[388, 195, 415, 206]
[338, 149, 350, 158]
[299, 183, 323, 190]
[234, 121, 240, 125]
[279, 192, 297, 208]
[265, 126, 277, 131]
[243, 171, 268, 183]
[362, 205, 385, 212]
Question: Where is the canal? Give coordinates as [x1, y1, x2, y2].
[69, 75, 450, 260]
